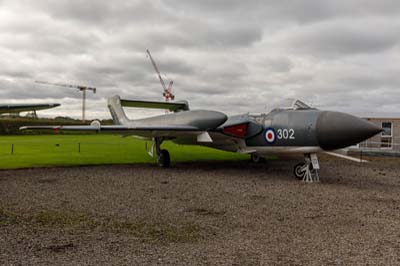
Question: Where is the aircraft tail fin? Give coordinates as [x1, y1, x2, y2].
[107, 96, 130, 125]
[107, 96, 190, 125]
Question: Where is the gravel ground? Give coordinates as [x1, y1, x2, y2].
[1, 156, 400, 266]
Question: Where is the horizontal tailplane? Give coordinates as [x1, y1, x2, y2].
[120, 99, 189, 112]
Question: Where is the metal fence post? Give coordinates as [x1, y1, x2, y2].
[78, 143, 81, 153]
[11, 144, 14, 155]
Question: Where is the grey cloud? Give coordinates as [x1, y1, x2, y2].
[254, 56, 293, 73]
[338, 70, 400, 90]
[119, 22, 262, 51]
[283, 19, 400, 56]
[23, 0, 175, 28]
[0, 12, 101, 56]
[177, 21, 263, 48]
[165, 0, 400, 24]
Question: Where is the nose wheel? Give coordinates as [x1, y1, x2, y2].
[294, 154, 319, 182]
[294, 163, 307, 180]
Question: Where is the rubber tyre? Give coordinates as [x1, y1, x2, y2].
[250, 153, 261, 163]
[157, 149, 171, 168]
[294, 163, 306, 180]
[250, 153, 265, 163]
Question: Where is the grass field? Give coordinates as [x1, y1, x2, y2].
[0, 135, 248, 169]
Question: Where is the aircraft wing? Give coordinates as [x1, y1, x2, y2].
[0, 103, 60, 114]
[20, 124, 198, 131]
[20, 124, 203, 139]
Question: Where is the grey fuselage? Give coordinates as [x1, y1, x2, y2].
[108, 96, 381, 156]
[174, 108, 382, 155]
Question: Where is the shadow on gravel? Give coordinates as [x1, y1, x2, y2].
[0, 208, 205, 243]
[173, 159, 295, 170]
[170, 159, 400, 189]
[173, 160, 298, 173]
[39, 243, 75, 253]
[185, 207, 226, 217]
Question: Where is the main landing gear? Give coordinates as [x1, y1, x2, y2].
[149, 137, 171, 168]
[294, 153, 320, 182]
[250, 153, 264, 163]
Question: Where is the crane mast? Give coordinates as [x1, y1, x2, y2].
[146, 49, 175, 102]
[35, 80, 96, 123]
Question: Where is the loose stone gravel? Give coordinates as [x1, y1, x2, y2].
[1, 156, 400, 265]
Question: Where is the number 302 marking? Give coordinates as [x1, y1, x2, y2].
[277, 129, 295, 140]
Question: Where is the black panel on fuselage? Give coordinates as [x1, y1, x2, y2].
[246, 109, 320, 147]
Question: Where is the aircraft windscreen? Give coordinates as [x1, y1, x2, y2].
[266, 98, 313, 113]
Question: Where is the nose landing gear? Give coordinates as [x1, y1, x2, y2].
[294, 154, 319, 182]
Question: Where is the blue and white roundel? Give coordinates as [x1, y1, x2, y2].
[264, 128, 276, 144]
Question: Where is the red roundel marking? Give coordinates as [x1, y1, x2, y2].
[265, 129, 276, 143]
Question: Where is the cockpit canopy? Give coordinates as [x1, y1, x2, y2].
[269, 98, 314, 111]
[247, 99, 315, 125]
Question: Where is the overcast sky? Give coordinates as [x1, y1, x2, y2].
[0, 0, 399, 119]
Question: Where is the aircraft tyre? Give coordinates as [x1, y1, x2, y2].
[250, 153, 264, 163]
[294, 163, 306, 180]
[157, 149, 170, 168]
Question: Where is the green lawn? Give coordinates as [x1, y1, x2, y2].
[0, 135, 248, 169]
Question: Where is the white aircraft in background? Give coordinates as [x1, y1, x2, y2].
[0, 103, 60, 117]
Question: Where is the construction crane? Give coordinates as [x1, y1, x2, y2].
[35, 80, 96, 123]
[146, 49, 175, 102]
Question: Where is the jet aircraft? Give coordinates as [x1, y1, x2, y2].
[21, 96, 382, 182]
[0, 103, 60, 116]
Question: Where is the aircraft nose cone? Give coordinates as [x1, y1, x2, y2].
[316, 111, 382, 150]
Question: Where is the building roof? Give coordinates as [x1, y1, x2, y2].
[365, 117, 400, 121]
[358, 112, 400, 120]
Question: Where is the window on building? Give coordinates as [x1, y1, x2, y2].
[381, 137, 392, 149]
[382, 122, 392, 136]
[381, 122, 393, 149]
